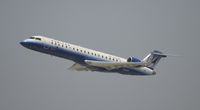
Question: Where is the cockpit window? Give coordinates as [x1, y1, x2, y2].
[35, 38, 41, 40]
[29, 37, 41, 41]
[29, 37, 35, 39]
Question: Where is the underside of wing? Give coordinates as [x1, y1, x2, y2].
[68, 63, 91, 71]
[85, 60, 149, 70]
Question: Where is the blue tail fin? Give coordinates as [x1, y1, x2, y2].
[142, 50, 167, 70]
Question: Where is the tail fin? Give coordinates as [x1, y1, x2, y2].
[142, 50, 167, 70]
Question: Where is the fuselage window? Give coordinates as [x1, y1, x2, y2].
[88, 52, 90, 54]
[62, 45, 64, 47]
[84, 51, 86, 53]
[77, 49, 79, 51]
[109, 58, 111, 60]
[66, 45, 67, 48]
[91, 53, 93, 55]
[102, 55, 104, 58]
[80, 50, 82, 52]
[73, 48, 75, 50]
[94, 53, 96, 56]
[98, 54, 100, 57]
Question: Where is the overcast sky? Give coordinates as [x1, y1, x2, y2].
[0, 0, 200, 110]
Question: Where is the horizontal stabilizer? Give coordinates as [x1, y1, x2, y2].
[152, 53, 181, 57]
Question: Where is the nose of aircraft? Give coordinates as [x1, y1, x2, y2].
[20, 41, 24, 45]
[20, 40, 25, 46]
[20, 40, 29, 47]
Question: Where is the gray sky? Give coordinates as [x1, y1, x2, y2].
[0, 0, 200, 110]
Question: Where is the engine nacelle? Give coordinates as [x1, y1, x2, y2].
[127, 57, 141, 62]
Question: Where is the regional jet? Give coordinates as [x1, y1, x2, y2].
[20, 36, 168, 75]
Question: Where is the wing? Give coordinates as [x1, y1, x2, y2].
[85, 60, 150, 70]
[68, 63, 91, 71]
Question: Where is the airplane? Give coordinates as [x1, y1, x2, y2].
[20, 36, 168, 75]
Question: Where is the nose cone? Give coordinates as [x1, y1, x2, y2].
[20, 41, 24, 45]
[20, 40, 25, 46]
[20, 40, 29, 47]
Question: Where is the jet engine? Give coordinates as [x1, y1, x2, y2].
[127, 57, 141, 62]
